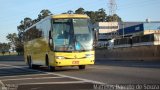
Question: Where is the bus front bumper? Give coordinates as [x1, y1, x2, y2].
[53, 59, 95, 66]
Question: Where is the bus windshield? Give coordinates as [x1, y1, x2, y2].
[52, 19, 93, 52]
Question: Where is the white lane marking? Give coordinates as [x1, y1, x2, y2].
[0, 63, 45, 73]
[47, 72, 104, 84]
[0, 66, 27, 69]
[0, 64, 29, 69]
[19, 81, 89, 85]
[0, 63, 105, 84]
[0, 67, 14, 69]
[0, 80, 7, 90]
[2, 77, 63, 81]
[0, 74, 52, 79]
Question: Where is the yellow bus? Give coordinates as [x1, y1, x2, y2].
[24, 14, 95, 71]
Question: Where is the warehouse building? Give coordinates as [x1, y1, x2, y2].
[95, 22, 119, 47]
[95, 21, 160, 47]
[96, 21, 160, 39]
[118, 21, 160, 37]
[97, 22, 119, 40]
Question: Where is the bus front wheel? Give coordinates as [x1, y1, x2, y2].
[46, 55, 56, 71]
[79, 65, 85, 70]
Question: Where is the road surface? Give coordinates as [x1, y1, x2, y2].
[0, 56, 160, 90]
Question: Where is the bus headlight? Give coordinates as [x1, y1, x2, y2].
[56, 56, 65, 59]
[85, 54, 94, 58]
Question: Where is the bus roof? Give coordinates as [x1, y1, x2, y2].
[52, 14, 90, 19]
[25, 14, 89, 31]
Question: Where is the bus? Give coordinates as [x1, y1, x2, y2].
[24, 14, 95, 71]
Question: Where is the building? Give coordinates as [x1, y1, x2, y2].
[96, 21, 160, 39]
[97, 22, 119, 40]
[95, 21, 160, 47]
[118, 22, 160, 37]
[95, 22, 119, 47]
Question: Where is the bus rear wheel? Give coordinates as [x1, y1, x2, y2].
[79, 65, 85, 70]
[27, 56, 39, 69]
[48, 66, 56, 72]
[27, 56, 32, 69]
[32, 64, 40, 69]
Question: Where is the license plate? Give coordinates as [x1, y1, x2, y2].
[72, 61, 79, 64]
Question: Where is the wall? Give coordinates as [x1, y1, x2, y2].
[96, 45, 160, 61]
[118, 23, 143, 35]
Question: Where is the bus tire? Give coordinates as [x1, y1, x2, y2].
[79, 65, 85, 70]
[48, 66, 56, 72]
[45, 55, 49, 66]
[28, 56, 39, 69]
[27, 56, 30, 65]
[27, 56, 32, 69]
[45, 55, 56, 71]
[32, 64, 40, 69]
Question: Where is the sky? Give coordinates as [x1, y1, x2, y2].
[0, 0, 160, 43]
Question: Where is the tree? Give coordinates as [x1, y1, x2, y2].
[23, 17, 32, 28]
[85, 8, 108, 23]
[18, 17, 32, 30]
[85, 11, 97, 23]
[1, 51, 5, 55]
[96, 8, 107, 22]
[55, 8, 119, 22]
[6, 33, 23, 55]
[38, 9, 52, 20]
[67, 10, 74, 14]
[106, 14, 122, 22]
[15, 38, 24, 55]
[75, 7, 85, 14]
[62, 10, 74, 14]
[0, 43, 10, 55]
[17, 17, 32, 43]
[6, 33, 18, 45]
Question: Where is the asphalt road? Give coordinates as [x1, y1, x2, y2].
[0, 55, 160, 90]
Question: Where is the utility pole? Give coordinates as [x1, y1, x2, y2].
[109, 0, 117, 16]
[108, 0, 117, 39]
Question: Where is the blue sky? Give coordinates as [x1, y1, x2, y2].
[0, 0, 160, 43]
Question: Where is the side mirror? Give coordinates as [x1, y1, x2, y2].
[49, 31, 52, 39]
[92, 28, 94, 31]
[49, 30, 53, 48]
